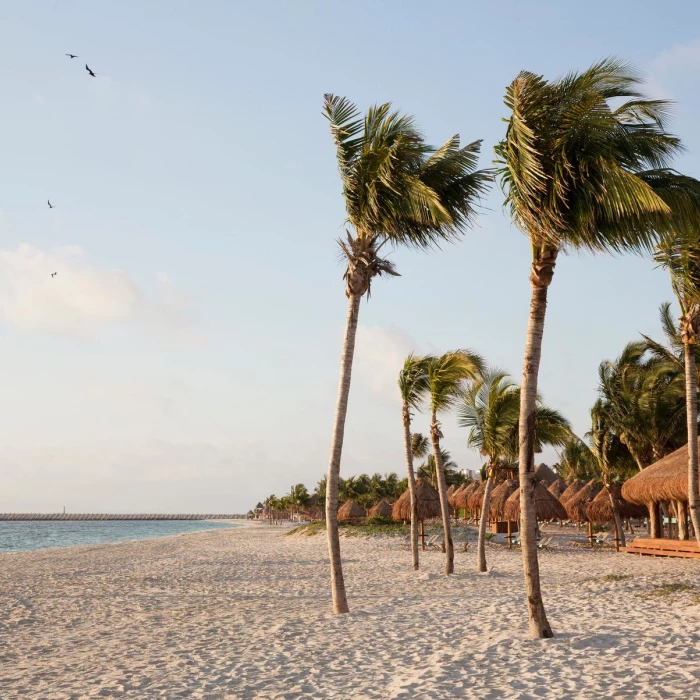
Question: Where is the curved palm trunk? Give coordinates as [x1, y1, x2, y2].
[430, 413, 454, 574]
[683, 342, 700, 547]
[325, 291, 362, 614]
[476, 469, 495, 573]
[606, 487, 626, 548]
[517, 249, 557, 639]
[401, 405, 420, 570]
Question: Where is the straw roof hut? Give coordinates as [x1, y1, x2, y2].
[586, 484, 647, 523]
[369, 500, 393, 518]
[503, 481, 567, 521]
[467, 481, 488, 510]
[621, 439, 697, 505]
[565, 480, 603, 522]
[453, 482, 478, 510]
[559, 480, 585, 506]
[488, 479, 518, 520]
[534, 463, 558, 486]
[548, 478, 566, 498]
[337, 500, 366, 522]
[446, 484, 456, 499]
[392, 478, 441, 521]
[448, 484, 465, 508]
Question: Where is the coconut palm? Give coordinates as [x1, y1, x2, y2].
[654, 230, 700, 545]
[398, 354, 432, 570]
[495, 58, 700, 637]
[417, 450, 461, 488]
[426, 350, 484, 574]
[411, 432, 430, 461]
[556, 437, 598, 482]
[458, 369, 570, 572]
[323, 96, 491, 614]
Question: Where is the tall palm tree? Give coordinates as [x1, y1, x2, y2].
[427, 350, 484, 574]
[654, 229, 700, 545]
[458, 369, 570, 572]
[495, 58, 700, 637]
[323, 95, 491, 614]
[556, 437, 598, 482]
[417, 450, 460, 488]
[398, 354, 432, 570]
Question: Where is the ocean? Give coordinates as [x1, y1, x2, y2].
[0, 519, 237, 554]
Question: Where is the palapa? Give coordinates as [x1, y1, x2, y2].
[534, 463, 558, 486]
[559, 480, 585, 506]
[488, 479, 518, 520]
[586, 484, 647, 523]
[467, 481, 488, 510]
[446, 484, 456, 498]
[453, 482, 478, 510]
[621, 439, 698, 505]
[368, 499, 393, 518]
[337, 500, 366, 522]
[548, 478, 566, 498]
[565, 480, 603, 522]
[392, 478, 441, 521]
[503, 481, 567, 522]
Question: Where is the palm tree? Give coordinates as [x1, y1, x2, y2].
[417, 450, 460, 488]
[323, 95, 491, 614]
[398, 354, 432, 570]
[495, 58, 700, 637]
[654, 229, 700, 545]
[458, 369, 570, 572]
[556, 437, 598, 482]
[426, 350, 484, 574]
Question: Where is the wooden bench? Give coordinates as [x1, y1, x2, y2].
[622, 538, 700, 559]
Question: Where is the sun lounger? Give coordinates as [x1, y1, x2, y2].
[537, 536, 554, 550]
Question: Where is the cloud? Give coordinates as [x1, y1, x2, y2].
[0, 244, 194, 340]
[353, 325, 419, 404]
[648, 39, 700, 97]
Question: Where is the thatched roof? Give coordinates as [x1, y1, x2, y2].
[467, 481, 488, 510]
[337, 500, 366, 521]
[621, 440, 697, 505]
[453, 482, 478, 509]
[392, 478, 442, 521]
[586, 484, 648, 523]
[369, 500, 393, 518]
[547, 478, 566, 498]
[559, 480, 585, 506]
[503, 481, 567, 521]
[448, 484, 465, 507]
[534, 463, 558, 486]
[488, 479, 518, 519]
[565, 480, 603, 522]
[446, 484, 456, 498]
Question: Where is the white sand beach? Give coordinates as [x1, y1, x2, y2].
[2, 523, 700, 699]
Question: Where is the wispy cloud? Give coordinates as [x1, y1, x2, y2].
[0, 244, 195, 341]
[648, 39, 700, 97]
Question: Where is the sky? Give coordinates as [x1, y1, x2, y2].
[1, 1, 700, 513]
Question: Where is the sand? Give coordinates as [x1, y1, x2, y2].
[2, 523, 700, 699]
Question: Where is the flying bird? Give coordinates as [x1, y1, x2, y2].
[51, 272, 57, 278]
[48, 200, 54, 209]
[65, 54, 78, 59]
[85, 64, 96, 77]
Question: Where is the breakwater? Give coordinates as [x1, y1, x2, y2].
[0, 514, 245, 521]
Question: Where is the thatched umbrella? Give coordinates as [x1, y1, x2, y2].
[488, 479, 518, 520]
[586, 484, 648, 550]
[548, 478, 566, 499]
[559, 479, 585, 507]
[369, 500, 393, 518]
[503, 481, 567, 522]
[534, 463, 558, 486]
[453, 482, 477, 511]
[621, 440, 698, 540]
[337, 500, 366, 522]
[446, 484, 456, 498]
[565, 480, 603, 522]
[392, 478, 441, 549]
[448, 484, 465, 508]
[467, 481, 487, 512]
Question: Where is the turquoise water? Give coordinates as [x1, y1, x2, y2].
[0, 520, 237, 554]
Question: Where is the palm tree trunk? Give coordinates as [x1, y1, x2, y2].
[477, 470, 495, 572]
[430, 412, 454, 574]
[517, 248, 557, 639]
[606, 487, 626, 548]
[401, 405, 420, 570]
[325, 291, 362, 614]
[683, 341, 700, 547]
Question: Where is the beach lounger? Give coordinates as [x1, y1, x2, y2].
[537, 536, 554, 550]
[430, 534, 445, 550]
[594, 532, 611, 546]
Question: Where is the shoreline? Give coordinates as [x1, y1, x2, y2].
[3, 523, 700, 697]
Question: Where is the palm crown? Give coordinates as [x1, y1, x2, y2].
[495, 58, 700, 255]
[427, 350, 485, 416]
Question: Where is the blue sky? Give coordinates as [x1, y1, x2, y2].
[0, 1, 699, 512]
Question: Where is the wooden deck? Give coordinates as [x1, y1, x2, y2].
[622, 538, 700, 559]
